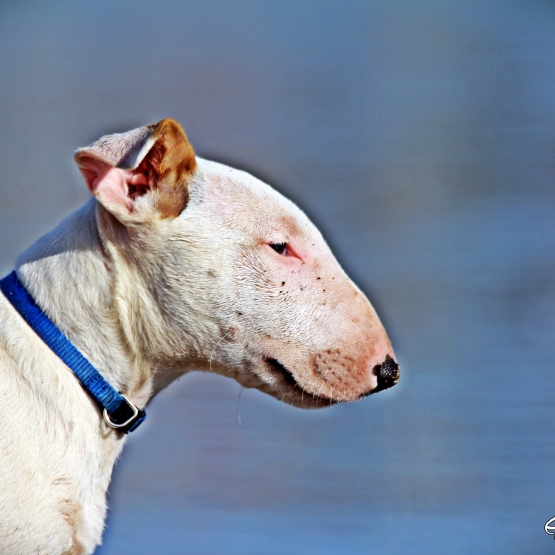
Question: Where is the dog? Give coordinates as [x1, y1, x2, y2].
[0, 118, 398, 554]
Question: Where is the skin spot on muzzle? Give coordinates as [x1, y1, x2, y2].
[371, 354, 400, 393]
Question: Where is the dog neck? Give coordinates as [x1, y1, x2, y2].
[15, 199, 156, 410]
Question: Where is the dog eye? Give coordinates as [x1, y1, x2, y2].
[269, 242, 287, 255]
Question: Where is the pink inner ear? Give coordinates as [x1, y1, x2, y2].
[76, 155, 151, 213]
[94, 167, 134, 212]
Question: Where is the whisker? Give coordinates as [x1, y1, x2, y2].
[236, 386, 244, 426]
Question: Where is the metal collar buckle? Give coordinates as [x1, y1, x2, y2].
[103, 395, 141, 430]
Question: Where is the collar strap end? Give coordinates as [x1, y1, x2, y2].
[103, 395, 146, 433]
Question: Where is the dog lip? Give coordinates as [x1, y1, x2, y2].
[264, 357, 298, 387]
[263, 357, 336, 404]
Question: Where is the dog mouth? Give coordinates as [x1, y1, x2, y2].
[262, 354, 399, 405]
[263, 357, 336, 407]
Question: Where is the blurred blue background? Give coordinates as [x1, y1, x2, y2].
[1, 1, 555, 553]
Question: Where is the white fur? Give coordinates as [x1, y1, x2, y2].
[0, 123, 395, 554]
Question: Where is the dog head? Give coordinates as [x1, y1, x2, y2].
[75, 119, 399, 408]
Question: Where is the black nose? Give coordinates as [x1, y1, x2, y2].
[373, 354, 400, 392]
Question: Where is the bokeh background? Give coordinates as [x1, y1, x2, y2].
[1, 1, 555, 553]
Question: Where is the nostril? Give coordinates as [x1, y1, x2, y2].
[372, 354, 400, 392]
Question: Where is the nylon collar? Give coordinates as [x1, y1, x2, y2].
[0, 271, 145, 433]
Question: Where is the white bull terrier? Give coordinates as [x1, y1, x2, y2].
[0, 119, 398, 554]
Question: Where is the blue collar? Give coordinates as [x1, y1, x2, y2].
[0, 271, 145, 433]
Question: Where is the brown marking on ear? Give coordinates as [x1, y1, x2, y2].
[146, 118, 197, 218]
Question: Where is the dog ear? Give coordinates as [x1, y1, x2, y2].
[74, 118, 196, 222]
